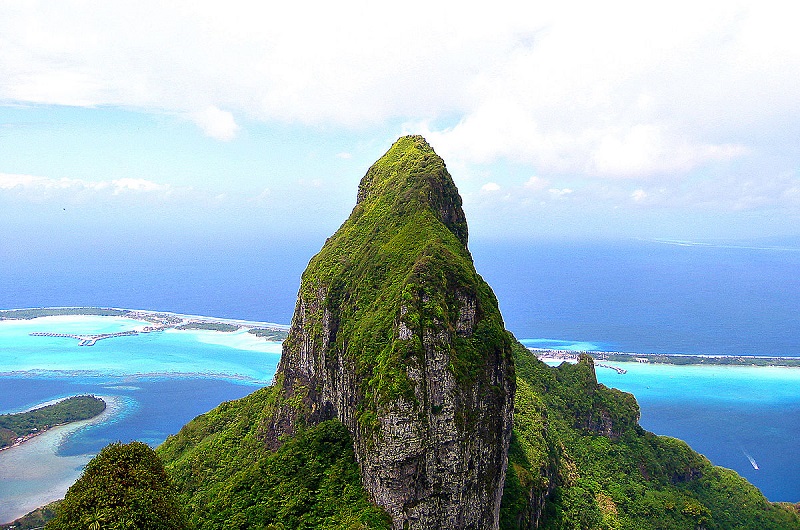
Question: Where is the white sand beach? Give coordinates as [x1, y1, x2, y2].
[0, 395, 125, 524]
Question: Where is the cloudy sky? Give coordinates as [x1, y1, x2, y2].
[2, 1, 799, 247]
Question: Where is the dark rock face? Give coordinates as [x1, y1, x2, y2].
[264, 136, 516, 529]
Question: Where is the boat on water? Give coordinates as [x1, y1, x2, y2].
[744, 451, 759, 470]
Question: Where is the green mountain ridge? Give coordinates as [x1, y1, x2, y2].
[43, 136, 800, 529]
[258, 135, 515, 528]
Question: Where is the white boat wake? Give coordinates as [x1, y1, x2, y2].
[742, 449, 759, 470]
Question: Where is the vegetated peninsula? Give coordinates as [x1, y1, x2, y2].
[44, 137, 800, 529]
[0, 395, 105, 450]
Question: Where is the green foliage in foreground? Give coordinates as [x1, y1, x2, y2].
[155, 341, 799, 530]
[0, 395, 105, 449]
[500, 343, 800, 530]
[46, 441, 188, 530]
[157, 387, 391, 530]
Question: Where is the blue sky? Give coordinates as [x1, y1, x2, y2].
[1, 1, 799, 249]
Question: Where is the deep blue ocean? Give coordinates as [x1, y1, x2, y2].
[1, 237, 799, 520]
[474, 239, 800, 357]
[4, 237, 799, 356]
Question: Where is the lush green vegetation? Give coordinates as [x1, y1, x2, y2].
[154, 342, 799, 530]
[0, 395, 105, 449]
[501, 343, 800, 529]
[247, 328, 289, 341]
[176, 322, 240, 332]
[284, 134, 511, 427]
[157, 387, 390, 529]
[46, 441, 188, 530]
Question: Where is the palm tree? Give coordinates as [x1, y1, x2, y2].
[85, 508, 106, 530]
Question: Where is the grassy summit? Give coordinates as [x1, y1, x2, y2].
[276, 133, 511, 414]
[46, 442, 188, 530]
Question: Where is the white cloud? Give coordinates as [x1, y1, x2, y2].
[249, 187, 272, 205]
[474, 166, 800, 212]
[0, 172, 172, 199]
[589, 125, 748, 177]
[0, 173, 43, 189]
[481, 182, 501, 192]
[0, 0, 798, 218]
[523, 176, 550, 191]
[0, 2, 517, 124]
[111, 178, 168, 194]
[409, 3, 796, 182]
[0, 172, 104, 191]
[631, 189, 648, 202]
[190, 106, 239, 141]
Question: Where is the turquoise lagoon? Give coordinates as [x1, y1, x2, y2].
[0, 315, 281, 523]
[0, 315, 281, 382]
[594, 361, 800, 503]
[2, 315, 800, 523]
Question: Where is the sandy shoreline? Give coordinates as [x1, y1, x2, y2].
[1, 394, 115, 449]
[0, 306, 290, 331]
[0, 395, 126, 524]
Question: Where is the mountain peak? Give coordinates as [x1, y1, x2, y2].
[265, 135, 515, 528]
[355, 135, 468, 248]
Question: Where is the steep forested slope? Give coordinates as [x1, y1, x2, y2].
[157, 387, 389, 529]
[254, 135, 515, 528]
[500, 344, 800, 529]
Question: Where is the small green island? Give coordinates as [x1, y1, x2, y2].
[175, 321, 241, 332]
[0, 395, 106, 450]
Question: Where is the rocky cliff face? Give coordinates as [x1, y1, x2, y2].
[264, 135, 516, 529]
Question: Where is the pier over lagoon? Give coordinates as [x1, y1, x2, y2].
[531, 349, 628, 374]
[21, 307, 290, 348]
[29, 329, 157, 346]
